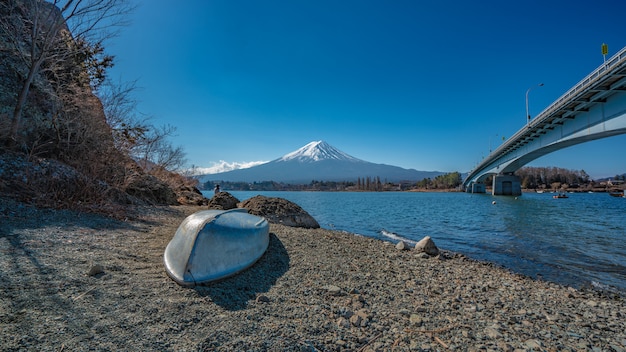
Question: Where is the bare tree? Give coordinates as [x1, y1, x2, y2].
[96, 79, 187, 172]
[134, 124, 187, 172]
[97, 79, 150, 154]
[0, 0, 132, 144]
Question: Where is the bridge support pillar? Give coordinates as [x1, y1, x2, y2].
[492, 175, 521, 196]
[465, 182, 486, 193]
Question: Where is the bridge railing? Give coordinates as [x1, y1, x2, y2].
[530, 45, 626, 130]
[465, 46, 626, 184]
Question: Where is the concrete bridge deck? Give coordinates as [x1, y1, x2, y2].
[463, 46, 626, 195]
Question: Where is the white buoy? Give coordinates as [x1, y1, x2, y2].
[492, 200, 496, 205]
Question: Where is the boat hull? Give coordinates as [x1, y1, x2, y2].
[164, 208, 269, 286]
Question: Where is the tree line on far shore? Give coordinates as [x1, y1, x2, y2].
[201, 168, 625, 193]
[202, 172, 465, 192]
[516, 167, 624, 191]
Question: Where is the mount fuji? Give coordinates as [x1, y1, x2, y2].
[196, 141, 444, 184]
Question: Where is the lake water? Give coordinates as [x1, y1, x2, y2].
[203, 190, 626, 292]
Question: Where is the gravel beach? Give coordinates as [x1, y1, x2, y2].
[1, 201, 625, 351]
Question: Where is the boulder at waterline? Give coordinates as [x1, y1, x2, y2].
[207, 191, 240, 210]
[238, 195, 320, 228]
[415, 236, 439, 256]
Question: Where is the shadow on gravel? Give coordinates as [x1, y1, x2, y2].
[0, 200, 153, 348]
[0, 200, 157, 234]
[193, 233, 290, 311]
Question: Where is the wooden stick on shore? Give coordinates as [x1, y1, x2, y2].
[433, 336, 449, 349]
[357, 332, 383, 352]
[72, 286, 96, 301]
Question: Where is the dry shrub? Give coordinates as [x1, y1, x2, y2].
[149, 165, 198, 191]
[0, 152, 130, 217]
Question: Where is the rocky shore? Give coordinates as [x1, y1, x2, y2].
[1, 201, 625, 351]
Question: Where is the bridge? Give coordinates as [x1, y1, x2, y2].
[463, 46, 626, 195]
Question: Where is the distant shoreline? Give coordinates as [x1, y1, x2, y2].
[204, 187, 623, 194]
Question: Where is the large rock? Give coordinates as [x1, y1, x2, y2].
[414, 236, 439, 256]
[175, 186, 208, 206]
[238, 195, 320, 228]
[125, 174, 178, 205]
[207, 191, 240, 210]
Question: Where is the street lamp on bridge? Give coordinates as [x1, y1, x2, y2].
[526, 83, 544, 126]
[489, 133, 498, 153]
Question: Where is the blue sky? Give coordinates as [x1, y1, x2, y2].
[106, 0, 626, 179]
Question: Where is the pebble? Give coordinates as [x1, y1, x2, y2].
[485, 327, 502, 339]
[525, 339, 542, 349]
[87, 264, 104, 276]
[255, 295, 270, 303]
[395, 241, 409, 250]
[409, 314, 423, 326]
[321, 285, 342, 296]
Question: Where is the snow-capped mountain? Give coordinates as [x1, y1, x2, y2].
[278, 141, 361, 163]
[196, 141, 443, 184]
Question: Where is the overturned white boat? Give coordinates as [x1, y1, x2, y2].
[164, 208, 269, 286]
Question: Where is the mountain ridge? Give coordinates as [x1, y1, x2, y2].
[197, 141, 444, 184]
[277, 140, 363, 163]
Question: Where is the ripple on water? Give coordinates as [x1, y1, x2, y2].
[221, 191, 626, 292]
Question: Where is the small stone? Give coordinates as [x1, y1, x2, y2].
[337, 317, 350, 329]
[349, 314, 363, 327]
[524, 339, 542, 349]
[610, 344, 626, 352]
[497, 342, 513, 352]
[255, 295, 270, 303]
[355, 309, 369, 319]
[88, 264, 104, 277]
[485, 327, 502, 339]
[465, 305, 477, 313]
[352, 300, 364, 309]
[409, 314, 423, 326]
[322, 285, 342, 296]
[565, 287, 578, 298]
[414, 236, 439, 255]
[396, 241, 408, 250]
[567, 331, 583, 338]
[576, 341, 590, 349]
